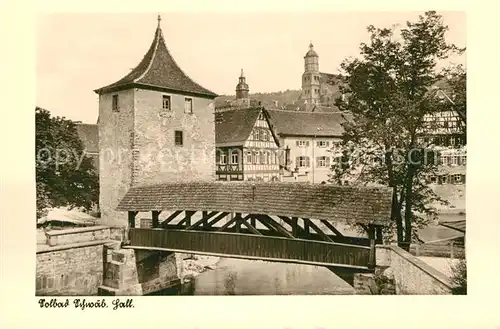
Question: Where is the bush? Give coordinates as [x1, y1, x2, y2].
[449, 257, 467, 294]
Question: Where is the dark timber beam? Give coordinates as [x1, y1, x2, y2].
[205, 212, 230, 228]
[303, 218, 310, 236]
[255, 215, 280, 233]
[176, 211, 196, 227]
[260, 215, 295, 239]
[280, 216, 307, 237]
[375, 226, 383, 244]
[152, 211, 161, 228]
[320, 220, 344, 237]
[367, 224, 376, 269]
[185, 211, 218, 230]
[291, 217, 299, 237]
[234, 213, 242, 233]
[160, 210, 183, 228]
[303, 218, 333, 243]
[240, 215, 263, 235]
[128, 211, 138, 228]
[218, 214, 250, 232]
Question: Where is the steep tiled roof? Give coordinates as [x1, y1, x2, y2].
[75, 123, 98, 153]
[215, 107, 279, 146]
[320, 72, 341, 86]
[267, 109, 349, 137]
[215, 107, 262, 145]
[94, 23, 217, 99]
[116, 182, 393, 225]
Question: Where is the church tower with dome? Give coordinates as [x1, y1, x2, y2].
[301, 43, 321, 105]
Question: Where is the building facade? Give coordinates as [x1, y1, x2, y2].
[94, 16, 218, 226]
[266, 110, 349, 184]
[215, 107, 281, 181]
[421, 88, 467, 185]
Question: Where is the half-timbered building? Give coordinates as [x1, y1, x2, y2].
[215, 107, 281, 181]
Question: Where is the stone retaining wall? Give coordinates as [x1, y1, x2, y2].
[36, 226, 117, 296]
[376, 245, 456, 294]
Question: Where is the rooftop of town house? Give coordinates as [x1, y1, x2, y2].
[94, 16, 217, 99]
[266, 109, 351, 137]
[215, 107, 279, 146]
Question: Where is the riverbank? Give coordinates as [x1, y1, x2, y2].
[181, 254, 221, 282]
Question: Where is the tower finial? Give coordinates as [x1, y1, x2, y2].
[157, 14, 161, 28]
[309, 41, 314, 49]
[240, 68, 244, 77]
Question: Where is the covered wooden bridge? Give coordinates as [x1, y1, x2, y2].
[117, 182, 393, 279]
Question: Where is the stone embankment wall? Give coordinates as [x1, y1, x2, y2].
[354, 245, 456, 295]
[36, 225, 182, 296]
[36, 226, 123, 295]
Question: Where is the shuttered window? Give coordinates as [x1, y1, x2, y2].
[317, 141, 329, 148]
[296, 156, 310, 168]
[296, 140, 309, 147]
[316, 156, 330, 168]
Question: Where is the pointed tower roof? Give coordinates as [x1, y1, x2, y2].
[94, 15, 217, 99]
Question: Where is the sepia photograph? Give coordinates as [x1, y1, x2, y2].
[34, 11, 467, 296]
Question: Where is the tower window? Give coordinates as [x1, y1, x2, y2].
[184, 98, 193, 114]
[174, 131, 183, 146]
[163, 95, 171, 111]
[112, 94, 119, 112]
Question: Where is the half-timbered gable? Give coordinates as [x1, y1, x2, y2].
[215, 107, 281, 181]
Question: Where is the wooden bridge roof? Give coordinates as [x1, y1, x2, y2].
[116, 182, 393, 225]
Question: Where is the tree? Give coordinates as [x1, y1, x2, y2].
[35, 107, 99, 220]
[331, 11, 465, 249]
[440, 65, 466, 130]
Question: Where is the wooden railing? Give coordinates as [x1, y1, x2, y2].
[129, 228, 371, 268]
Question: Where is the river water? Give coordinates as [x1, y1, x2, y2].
[150, 258, 356, 295]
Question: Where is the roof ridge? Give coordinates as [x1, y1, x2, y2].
[134, 27, 161, 82]
[147, 28, 217, 96]
[267, 108, 343, 114]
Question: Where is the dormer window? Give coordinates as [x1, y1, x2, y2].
[112, 94, 119, 112]
[162, 95, 171, 111]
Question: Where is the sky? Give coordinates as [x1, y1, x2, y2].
[36, 11, 466, 124]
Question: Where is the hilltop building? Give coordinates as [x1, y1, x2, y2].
[215, 69, 263, 111]
[297, 43, 343, 111]
[94, 16, 218, 226]
[215, 107, 281, 181]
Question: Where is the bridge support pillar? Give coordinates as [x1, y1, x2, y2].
[98, 248, 183, 296]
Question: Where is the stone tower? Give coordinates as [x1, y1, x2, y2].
[235, 69, 249, 100]
[94, 15, 218, 226]
[301, 43, 321, 105]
